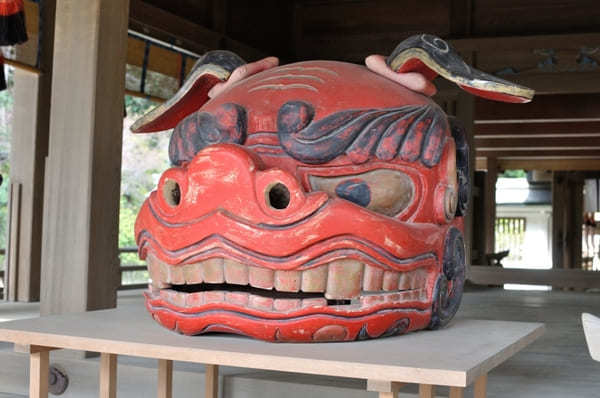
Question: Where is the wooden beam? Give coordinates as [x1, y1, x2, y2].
[475, 136, 600, 149]
[40, 0, 129, 314]
[476, 150, 600, 159]
[493, 158, 600, 171]
[506, 71, 600, 95]
[451, 33, 600, 53]
[475, 122, 600, 138]
[468, 266, 600, 288]
[449, 0, 473, 37]
[129, 0, 265, 61]
[475, 94, 600, 123]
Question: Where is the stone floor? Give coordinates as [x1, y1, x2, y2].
[0, 287, 599, 397]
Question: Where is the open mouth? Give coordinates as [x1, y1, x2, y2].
[146, 254, 431, 313]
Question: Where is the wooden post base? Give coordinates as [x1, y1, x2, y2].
[158, 359, 173, 398]
[206, 364, 219, 398]
[29, 350, 49, 398]
[99, 353, 117, 398]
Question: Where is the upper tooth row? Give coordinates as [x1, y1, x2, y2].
[147, 255, 429, 300]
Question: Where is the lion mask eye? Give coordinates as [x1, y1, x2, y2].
[309, 169, 414, 217]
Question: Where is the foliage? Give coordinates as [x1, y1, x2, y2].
[120, 96, 170, 284]
[500, 169, 527, 178]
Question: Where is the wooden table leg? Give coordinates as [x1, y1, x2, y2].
[99, 353, 117, 398]
[419, 384, 435, 398]
[205, 364, 218, 398]
[158, 359, 173, 398]
[474, 374, 488, 398]
[29, 350, 49, 398]
[366, 380, 404, 398]
[449, 386, 465, 398]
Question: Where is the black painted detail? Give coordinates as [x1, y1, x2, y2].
[190, 50, 246, 77]
[356, 324, 371, 341]
[448, 117, 470, 216]
[386, 34, 528, 94]
[380, 317, 410, 338]
[428, 227, 465, 329]
[277, 101, 449, 166]
[169, 103, 247, 165]
[335, 179, 371, 207]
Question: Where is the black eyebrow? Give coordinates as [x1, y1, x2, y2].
[169, 103, 247, 166]
[277, 101, 449, 167]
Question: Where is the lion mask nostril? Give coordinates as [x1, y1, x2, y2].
[163, 179, 181, 207]
[267, 183, 290, 210]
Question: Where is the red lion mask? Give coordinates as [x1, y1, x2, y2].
[132, 34, 533, 342]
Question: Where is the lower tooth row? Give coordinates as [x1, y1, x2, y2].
[147, 255, 430, 299]
[155, 288, 327, 311]
[152, 287, 427, 311]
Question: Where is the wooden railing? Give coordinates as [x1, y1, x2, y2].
[119, 246, 147, 290]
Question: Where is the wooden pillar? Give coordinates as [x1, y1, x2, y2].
[483, 157, 498, 257]
[40, 0, 129, 315]
[552, 171, 584, 270]
[7, 0, 56, 302]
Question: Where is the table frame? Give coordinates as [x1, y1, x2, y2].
[0, 310, 544, 398]
[20, 345, 489, 398]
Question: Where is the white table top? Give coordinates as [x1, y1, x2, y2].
[0, 307, 544, 387]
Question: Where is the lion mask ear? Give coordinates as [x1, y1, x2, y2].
[131, 50, 246, 134]
[386, 34, 534, 103]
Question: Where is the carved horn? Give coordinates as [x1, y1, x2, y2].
[131, 50, 246, 133]
[386, 34, 534, 103]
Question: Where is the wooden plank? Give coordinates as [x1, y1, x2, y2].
[158, 359, 172, 398]
[470, 3, 600, 38]
[468, 266, 600, 288]
[505, 71, 600, 96]
[475, 122, 600, 138]
[205, 364, 218, 398]
[100, 353, 117, 398]
[451, 33, 600, 53]
[491, 158, 600, 172]
[0, 308, 545, 388]
[475, 136, 600, 149]
[29, 350, 49, 398]
[419, 384, 435, 398]
[449, 386, 465, 398]
[476, 150, 600, 158]
[475, 94, 600, 123]
[474, 374, 487, 398]
[40, 0, 129, 314]
[449, 0, 473, 37]
[129, 0, 265, 61]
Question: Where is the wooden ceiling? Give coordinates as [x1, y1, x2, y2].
[130, 0, 600, 170]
